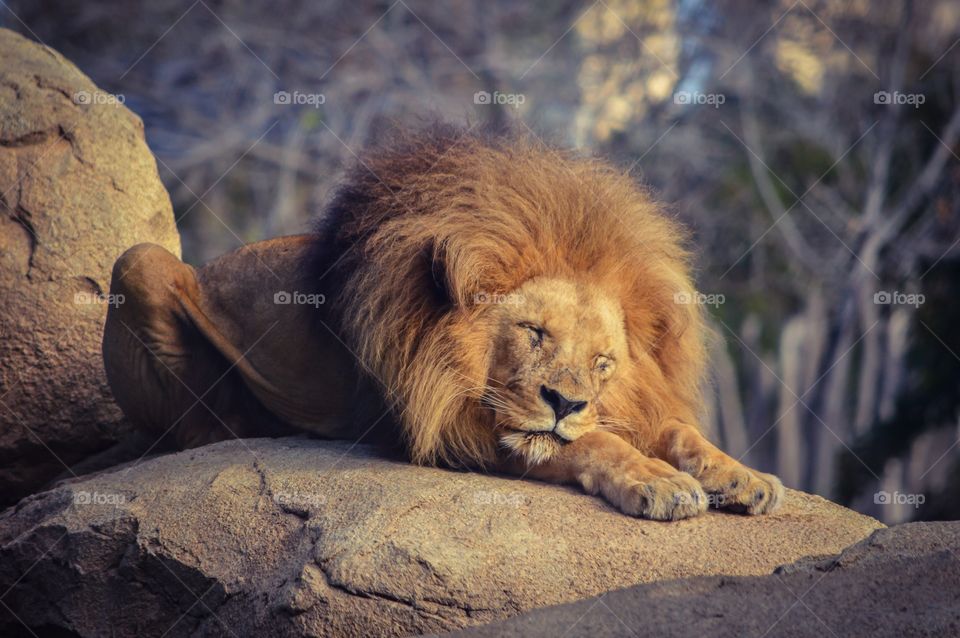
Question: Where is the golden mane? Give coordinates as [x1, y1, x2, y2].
[313, 124, 707, 467]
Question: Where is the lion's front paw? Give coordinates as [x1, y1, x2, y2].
[696, 462, 784, 515]
[612, 472, 708, 521]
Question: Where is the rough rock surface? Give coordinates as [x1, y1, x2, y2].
[443, 521, 960, 638]
[0, 438, 882, 637]
[0, 28, 181, 505]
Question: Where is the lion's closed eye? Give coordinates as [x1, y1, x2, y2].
[517, 322, 545, 347]
[594, 355, 615, 377]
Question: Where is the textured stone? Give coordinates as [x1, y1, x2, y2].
[0, 28, 180, 505]
[443, 522, 960, 638]
[0, 438, 882, 637]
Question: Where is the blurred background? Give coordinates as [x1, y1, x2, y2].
[3, 0, 958, 524]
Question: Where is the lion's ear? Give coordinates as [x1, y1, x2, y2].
[651, 284, 708, 417]
[422, 241, 454, 308]
[421, 238, 502, 309]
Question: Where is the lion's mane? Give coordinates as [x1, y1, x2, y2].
[312, 123, 707, 467]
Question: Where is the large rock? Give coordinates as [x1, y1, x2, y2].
[0, 28, 180, 505]
[444, 522, 960, 637]
[0, 438, 882, 637]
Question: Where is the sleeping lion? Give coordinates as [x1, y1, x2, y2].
[103, 124, 784, 520]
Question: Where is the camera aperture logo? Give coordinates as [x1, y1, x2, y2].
[274, 90, 326, 108]
[274, 290, 326, 307]
[874, 490, 924, 508]
[474, 90, 525, 108]
[873, 290, 924, 307]
[674, 90, 725, 108]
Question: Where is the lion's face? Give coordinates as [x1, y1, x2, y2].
[484, 277, 629, 464]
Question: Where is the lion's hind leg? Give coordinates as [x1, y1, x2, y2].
[103, 243, 276, 449]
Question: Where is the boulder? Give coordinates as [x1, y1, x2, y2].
[0, 438, 883, 637]
[443, 521, 960, 638]
[0, 28, 181, 505]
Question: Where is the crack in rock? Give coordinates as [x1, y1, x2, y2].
[10, 204, 38, 277]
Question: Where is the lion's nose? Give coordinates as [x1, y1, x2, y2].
[540, 386, 588, 422]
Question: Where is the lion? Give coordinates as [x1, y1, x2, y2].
[103, 123, 783, 520]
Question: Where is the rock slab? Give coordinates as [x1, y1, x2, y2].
[0, 438, 882, 637]
[442, 521, 960, 638]
[0, 28, 181, 505]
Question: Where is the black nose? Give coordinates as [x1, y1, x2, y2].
[540, 386, 588, 422]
